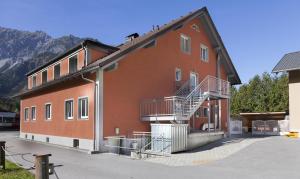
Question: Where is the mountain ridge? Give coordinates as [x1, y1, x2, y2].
[0, 26, 85, 97]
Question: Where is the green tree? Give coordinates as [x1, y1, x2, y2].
[231, 72, 288, 115]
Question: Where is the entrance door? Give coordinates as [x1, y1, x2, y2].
[189, 72, 198, 91]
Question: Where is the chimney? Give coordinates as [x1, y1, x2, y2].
[125, 33, 139, 42]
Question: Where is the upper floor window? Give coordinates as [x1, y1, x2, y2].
[42, 70, 47, 84]
[31, 106, 36, 120]
[32, 75, 37, 88]
[69, 55, 78, 73]
[24, 108, 29, 121]
[78, 97, 88, 119]
[54, 64, 60, 79]
[180, 34, 191, 54]
[65, 99, 74, 120]
[201, 44, 209, 62]
[45, 103, 51, 120]
[175, 68, 182, 81]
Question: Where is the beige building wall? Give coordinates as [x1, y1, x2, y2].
[289, 70, 300, 132]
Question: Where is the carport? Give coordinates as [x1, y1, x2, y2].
[240, 112, 288, 135]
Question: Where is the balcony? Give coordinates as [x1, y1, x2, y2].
[140, 75, 230, 122]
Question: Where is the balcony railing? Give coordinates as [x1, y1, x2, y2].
[140, 96, 185, 117]
[140, 75, 230, 121]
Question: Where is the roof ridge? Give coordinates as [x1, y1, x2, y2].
[285, 50, 300, 56]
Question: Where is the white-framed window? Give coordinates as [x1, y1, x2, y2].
[32, 75, 37, 88]
[45, 103, 52, 120]
[175, 68, 182, 82]
[78, 97, 88, 119]
[180, 34, 191, 54]
[201, 44, 209, 62]
[65, 99, 74, 120]
[31, 106, 36, 120]
[24, 108, 29, 121]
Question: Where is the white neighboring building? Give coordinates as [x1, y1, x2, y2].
[273, 51, 300, 132]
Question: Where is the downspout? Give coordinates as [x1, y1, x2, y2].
[80, 42, 97, 151]
[81, 73, 97, 152]
[81, 42, 88, 66]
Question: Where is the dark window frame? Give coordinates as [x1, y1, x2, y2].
[32, 75, 37, 88]
[54, 64, 61, 79]
[69, 55, 78, 73]
[42, 70, 48, 84]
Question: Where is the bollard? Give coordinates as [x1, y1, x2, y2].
[0, 141, 5, 170]
[34, 154, 51, 179]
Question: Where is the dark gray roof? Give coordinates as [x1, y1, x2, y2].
[273, 51, 300, 73]
[26, 39, 118, 76]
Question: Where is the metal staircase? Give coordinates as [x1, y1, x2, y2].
[140, 75, 230, 121]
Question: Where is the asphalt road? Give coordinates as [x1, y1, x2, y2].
[0, 131, 299, 179]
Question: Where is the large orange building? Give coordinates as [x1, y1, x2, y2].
[18, 7, 240, 152]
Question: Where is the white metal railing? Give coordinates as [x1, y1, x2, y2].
[140, 96, 185, 117]
[140, 75, 230, 121]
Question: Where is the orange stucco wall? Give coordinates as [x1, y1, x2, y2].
[48, 66, 54, 81]
[22, 17, 231, 140]
[89, 47, 107, 63]
[103, 18, 229, 137]
[21, 75, 95, 139]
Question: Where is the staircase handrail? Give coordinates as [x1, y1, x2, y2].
[175, 79, 193, 97]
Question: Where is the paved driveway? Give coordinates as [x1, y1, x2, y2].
[1, 131, 299, 179]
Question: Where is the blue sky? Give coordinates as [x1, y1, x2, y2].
[1, 0, 300, 83]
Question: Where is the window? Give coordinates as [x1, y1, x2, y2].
[69, 55, 78, 73]
[32, 75, 37, 88]
[191, 24, 200, 32]
[175, 68, 182, 82]
[54, 64, 60, 79]
[201, 44, 209, 62]
[45, 103, 51, 120]
[42, 70, 47, 84]
[24, 108, 29, 121]
[65, 99, 74, 120]
[78, 97, 88, 119]
[203, 107, 209, 117]
[180, 34, 191, 54]
[31, 107, 36, 120]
